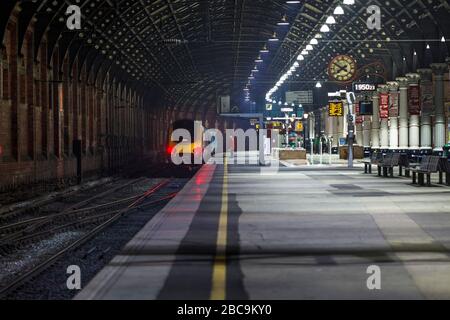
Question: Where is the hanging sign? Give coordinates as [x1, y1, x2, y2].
[266, 104, 273, 111]
[421, 82, 433, 116]
[329, 101, 344, 117]
[389, 91, 399, 118]
[359, 101, 373, 116]
[379, 93, 389, 119]
[408, 85, 421, 116]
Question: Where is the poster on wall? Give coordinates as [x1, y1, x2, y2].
[408, 85, 421, 115]
[389, 92, 399, 118]
[421, 82, 433, 116]
[379, 93, 389, 119]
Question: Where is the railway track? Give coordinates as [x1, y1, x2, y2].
[0, 178, 179, 298]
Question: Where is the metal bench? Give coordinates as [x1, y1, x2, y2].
[438, 158, 450, 186]
[363, 152, 381, 174]
[377, 153, 401, 177]
[411, 156, 440, 186]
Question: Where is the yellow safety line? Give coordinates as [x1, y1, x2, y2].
[210, 158, 228, 300]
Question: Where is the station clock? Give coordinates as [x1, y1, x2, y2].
[328, 55, 357, 82]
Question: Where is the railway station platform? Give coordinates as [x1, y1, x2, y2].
[77, 156, 450, 300]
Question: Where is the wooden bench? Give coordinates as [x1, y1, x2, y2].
[377, 153, 400, 177]
[363, 152, 381, 174]
[410, 156, 440, 186]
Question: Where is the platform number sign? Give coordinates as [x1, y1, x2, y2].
[329, 101, 344, 117]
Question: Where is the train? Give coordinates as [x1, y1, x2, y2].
[166, 119, 204, 165]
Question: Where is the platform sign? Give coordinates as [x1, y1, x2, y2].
[266, 103, 273, 111]
[359, 101, 373, 116]
[379, 93, 389, 119]
[329, 101, 344, 117]
[295, 121, 304, 132]
[408, 85, 421, 116]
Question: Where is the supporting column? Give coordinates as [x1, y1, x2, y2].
[387, 81, 399, 150]
[355, 120, 363, 146]
[371, 92, 380, 149]
[417, 69, 433, 150]
[431, 63, 448, 152]
[406, 73, 421, 151]
[378, 85, 389, 150]
[396, 77, 409, 151]
[332, 116, 339, 148]
[363, 116, 371, 148]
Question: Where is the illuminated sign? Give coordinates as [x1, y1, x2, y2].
[353, 83, 377, 92]
[329, 101, 344, 117]
[281, 108, 294, 113]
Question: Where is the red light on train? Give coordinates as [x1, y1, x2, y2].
[166, 146, 174, 155]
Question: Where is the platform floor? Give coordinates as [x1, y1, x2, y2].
[76, 159, 450, 300]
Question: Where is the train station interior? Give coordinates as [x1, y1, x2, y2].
[1, 0, 450, 302]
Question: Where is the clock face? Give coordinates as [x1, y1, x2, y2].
[328, 55, 357, 82]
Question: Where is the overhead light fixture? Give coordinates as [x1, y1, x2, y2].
[320, 24, 330, 33]
[334, 6, 344, 15]
[301, 50, 309, 55]
[310, 38, 319, 45]
[426, 44, 430, 49]
[297, 54, 304, 61]
[277, 14, 290, 26]
[343, 0, 355, 4]
[315, 33, 323, 39]
[260, 45, 269, 53]
[306, 44, 314, 51]
[326, 16, 336, 24]
[255, 55, 263, 63]
[286, 1, 300, 3]
[441, 36, 446, 43]
[269, 32, 279, 42]
[315, 81, 322, 88]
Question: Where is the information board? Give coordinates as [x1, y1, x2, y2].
[286, 91, 314, 105]
[329, 101, 344, 117]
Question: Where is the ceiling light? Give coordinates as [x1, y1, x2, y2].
[269, 32, 279, 42]
[260, 45, 269, 53]
[315, 82, 322, 88]
[334, 6, 344, 15]
[297, 54, 304, 61]
[277, 14, 290, 26]
[320, 24, 330, 33]
[306, 44, 314, 51]
[310, 38, 319, 45]
[343, 0, 355, 5]
[326, 16, 336, 24]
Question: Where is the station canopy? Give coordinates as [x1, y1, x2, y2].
[1, 0, 449, 113]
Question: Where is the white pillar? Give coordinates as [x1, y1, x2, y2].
[396, 77, 409, 150]
[431, 63, 448, 151]
[356, 121, 363, 146]
[378, 85, 389, 149]
[406, 73, 421, 150]
[387, 81, 399, 149]
[363, 116, 371, 148]
[371, 93, 380, 149]
[417, 68, 433, 150]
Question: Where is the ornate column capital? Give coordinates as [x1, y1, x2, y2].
[417, 68, 432, 82]
[431, 63, 448, 76]
[406, 73, 421, 85]
[387, 81, 399, 92]
[396, 77, 409, 88]
[377, 84, 389, 94]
